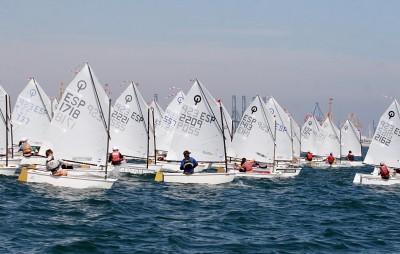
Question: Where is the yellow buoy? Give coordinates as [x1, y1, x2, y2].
[154, 171, 164, 182]
[18, 168, 28, 182]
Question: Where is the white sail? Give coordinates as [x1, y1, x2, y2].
[301, 115, 321, 154]
[157, 91, 185, 152]
[110, 82, 150, 158]
[12, 79, 52, 146]
[318, 118, 340, 157]
[231, 96, 274, 163]
[266, 97, 293, 161]
[166, 80, 226, 162]
[39, 63, 110, 165]
[150, 100, 165, 152]
[290, 116, 301, 158]
[340, 120, 361, 157]
[220, 102, 234, 157]
[364, 99, 400, 167]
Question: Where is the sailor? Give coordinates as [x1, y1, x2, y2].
[19, 137, 32, 157]
[326, 153, 335, 165]
[109, 147, 124, 166]
[180, 150, 198, 175]
[347, 150, 354, 161]
[306, 151, 313, 162]
[239, 158, 254, 172]
[379, 162, 390, 180]
[45, 149, 67, 176]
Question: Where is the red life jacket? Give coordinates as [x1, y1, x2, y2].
[327, 155, 335, 164]
[380, 165, 390, 178]
[242, 161, 253, 171]
[347, 154, 354, 161]
[306, 153, 313, 161]
[111, 152, 121, 163]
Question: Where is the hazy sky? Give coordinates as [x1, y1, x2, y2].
[1, 0, 399, 134]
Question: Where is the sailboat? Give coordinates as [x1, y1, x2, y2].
[354, 99, 400, 185]
[109, 82, 159, 174]
[301, 115, 321, 157]
[231, 96, 301, 178]
[339, 120, 363, 167]
[304, 116, 346, 168]
[12, 78, 53, 165]
[18, 63, 117, 189]
[155, 80, 234, 184]
[266, 97, 299, 165]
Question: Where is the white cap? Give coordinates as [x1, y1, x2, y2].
[21, 137, 28, 142]
[112, 146, 119, 151]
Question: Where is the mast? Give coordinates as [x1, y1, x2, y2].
[273, 119, 277, 172]
[299, 124, 302, 156]
[219, 101, 228, 172]
[339, 127, 342, 163]
[146, 108, 150, 169]
[290, 116, 294, 160]
[151, 107, 157, 164]
[8, 96, 13, 158]
[33, 78, 52, 122]
[5, 95, 8, 166]
[104, 98, 111, 179]
[359, 125, 362, 153]
[87, 64, 108, 134]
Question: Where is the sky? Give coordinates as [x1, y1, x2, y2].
[1, 0, 400, 134]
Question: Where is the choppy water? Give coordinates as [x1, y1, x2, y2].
[1, 165, 400, 253]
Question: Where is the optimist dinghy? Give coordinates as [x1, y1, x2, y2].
[231, 96, 301, 178]
[19, 63, 117, 189]
[354, 99, 400, 185]
[109, 82, 159, 175]
[156, 80, 234, 184]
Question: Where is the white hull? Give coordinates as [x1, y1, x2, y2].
[353, 173, 400, 185]
[34, 165, 115, 178]
[0, 165, 19, 176]
[20, 156, 47, 165]
[210, 162, 235, 168]
[302, 160, 364, 169]
[0, 158, 21, 167]
[161, 172, 235, 184]
[19, 169, 117, 189]
[119, 164, 159, 175]
[234, 168, 301, 178]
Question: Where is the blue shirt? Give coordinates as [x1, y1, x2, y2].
[180, 157, 198, 170]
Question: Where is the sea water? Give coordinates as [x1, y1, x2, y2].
[1, 154, 399, 253]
